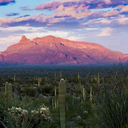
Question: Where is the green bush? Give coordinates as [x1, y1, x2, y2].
[22, 87, 37, 97]
[38, 85, 54, 95]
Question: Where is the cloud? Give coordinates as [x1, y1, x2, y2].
[33, 0, 128, 26]
[6, 13, 19, 17]
[104, 0, 112, 4]
[67, 36, 85, 41]
[0, 13, 80, 28]
[97, 27, 113, 36]
[0, 35, 21, 44]
[20, 6, 33, 11]
[117, 15, 128, 25]
[95, 18, 112, 24]
[0, 0, 128, 30]
[35, 1, 60, 10]
[0, 0, 15, 6]
[0, 15, 47, 27]
[19, 15, 30, 18]
[120, 5, 128, 12]
[35, 0, 128, 11]
[102, 10, 119, 17]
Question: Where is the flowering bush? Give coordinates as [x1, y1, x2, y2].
[8, 105, 52, 126]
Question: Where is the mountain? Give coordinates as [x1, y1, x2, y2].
[0, 35, 128, 65]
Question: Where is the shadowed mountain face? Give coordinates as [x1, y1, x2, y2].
[0, 35, 128, 65]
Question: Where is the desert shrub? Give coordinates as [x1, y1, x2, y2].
[74, 85, 81, 94]
[66, 77, 78, 83]
[13, 84, 22, 94]
[38, 85, 54, 95]
[22, 87, 37, 97]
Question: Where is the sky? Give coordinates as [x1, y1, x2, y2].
[0, 0, 128, 53]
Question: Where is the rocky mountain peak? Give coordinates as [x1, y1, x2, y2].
[19, 35, 31, 43]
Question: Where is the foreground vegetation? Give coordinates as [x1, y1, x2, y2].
[0, 64, 128, 128]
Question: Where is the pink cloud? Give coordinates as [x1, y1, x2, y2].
[115, 5, 124, 8]
[97, 27, 113, 36]
[104, 0, 112, 4]
[120, 5, 128, 12]
[103, 10, 119, 17]
[0, 15, 48, 27]
[35, 0, 128, 11]
[55, 5, 64, 12]
[117, 16, 128, 25]
[0, 14, 68, 27]
[35, 1, 60, 10]
[1, 0, 128, 28]
[35, 0, 91, 11]
[95, 19, 112, 24]
[34, 0, 128, 21]
[54, 3, 92, 19]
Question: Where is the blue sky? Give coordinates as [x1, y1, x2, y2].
[0, 0, 128, 53]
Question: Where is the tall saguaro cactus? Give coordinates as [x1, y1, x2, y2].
[59, 78, 66, 128]
[38, 77, 42, 87]
[8, 83, 12, 95]
[60, 72, 62, 79]
[5, 82, 8, 95]
[5, 82, 12, 95]
[78, 72, 80, 82]
[98, 73, 100, 87]
[14, 74, 16, 82]
[82, 86, 86, 102]
[54, 72, 57, 81]
[55, 86, 57, 109]
[90, 86, 92, 104]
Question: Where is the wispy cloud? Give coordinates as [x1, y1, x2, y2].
[102, 10, 119, 17]
[20, 6, 33, 11]
[117, 15, 128, 25]
[6, 13, 19, 17]
[97, 27, 113, 36]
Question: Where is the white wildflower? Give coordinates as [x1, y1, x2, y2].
[40, 107, 49, 111]
[83, 111, 88, 114]
[22, 110, 28, 115]
[16, 107, 22, 111]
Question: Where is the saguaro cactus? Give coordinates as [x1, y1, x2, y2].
[59, 78, 66, 128]
[14, 74, 16, 82]
[5, 82, 8, 95]
[78, 72, 80, 82]
[60, 72, 62, 79]
[54, 72, 57, 81]
[38, 77, 42, 87]
[98, 73, 100, 87]
[55, 86, 57, 109]
[90, 86, 92, 104]
[82, 86, 86, 102]
[5, 82, 12, 95]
